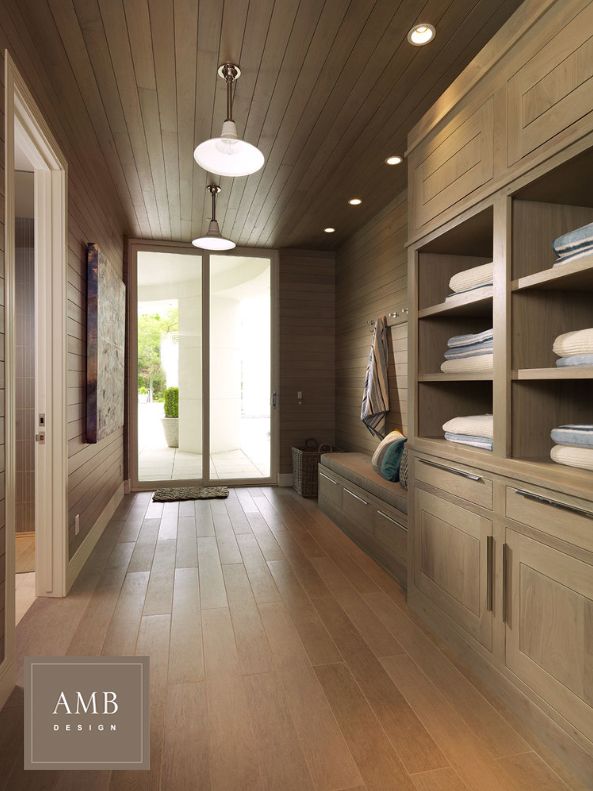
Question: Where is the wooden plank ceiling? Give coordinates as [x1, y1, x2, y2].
[19, 0, 522, 249]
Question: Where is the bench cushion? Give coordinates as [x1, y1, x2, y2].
[320, 452, 408, 515]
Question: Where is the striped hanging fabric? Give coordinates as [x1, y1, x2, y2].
[361, 316, 390, 439]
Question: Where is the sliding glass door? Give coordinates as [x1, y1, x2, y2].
[129, 242, 276, 488]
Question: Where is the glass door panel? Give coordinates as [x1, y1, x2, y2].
[209, 255, 271, 480]
[136, 251, 202, 481]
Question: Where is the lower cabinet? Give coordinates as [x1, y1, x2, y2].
[505, 529, 593, 745]
[414, 488, 494, 650]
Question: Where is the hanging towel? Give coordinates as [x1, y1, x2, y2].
[361, 316, 390, 439]
[449, 262, 494, 294]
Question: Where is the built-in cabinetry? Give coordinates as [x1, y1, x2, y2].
[407, 1, 593, 786]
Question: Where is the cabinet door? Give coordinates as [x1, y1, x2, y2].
[507, 2, 593, 165]
[414, 489, 493, 650]
[505, 530, 593, 744]
[409, 96, 494, 233]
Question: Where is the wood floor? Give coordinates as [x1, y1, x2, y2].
[15, 533, 35, 574]
[2, 487, 574, 790]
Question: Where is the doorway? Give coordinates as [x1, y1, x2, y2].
[3, 50, 68, 682]
[128, 242, 278, 489]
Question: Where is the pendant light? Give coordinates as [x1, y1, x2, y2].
[193, 63, 265, 178]
[192, 185, 236, 250]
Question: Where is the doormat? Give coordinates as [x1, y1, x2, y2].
[152, 486, 229, 502]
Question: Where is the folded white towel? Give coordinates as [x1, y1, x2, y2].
[441, 354, 494, 374]
[553, 328, 593, 357]
[443, 414, 493, 439]
[551, 444, 593, 472]
[449, 262, 493, 294]
[445, 285, 492, 303]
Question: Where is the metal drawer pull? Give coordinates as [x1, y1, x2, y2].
[344, 488, 368, 506]
[420, 458, 483, 482]
[486, 535, 494, 612]
[514, 489, 593, 520]
[377, 510, 403, 527]
[502, 542, 510, 624]
[319, 472, 338, 485]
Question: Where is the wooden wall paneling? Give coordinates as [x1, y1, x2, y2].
[278, 249, 335, 474]
[335, 193, 408, 456]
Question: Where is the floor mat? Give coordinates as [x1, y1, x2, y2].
[152, 485, 229, 502]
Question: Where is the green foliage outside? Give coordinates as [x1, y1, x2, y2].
[137, 307, 179, 400]
[164, 387, 179, 419]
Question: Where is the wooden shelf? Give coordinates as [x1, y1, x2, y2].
[512, 252, 593, 291]
[419, 373, 494, 382]
[418, 287, 493, 318]
[415, 437, 494, 457]
[513, 367, 593, 380]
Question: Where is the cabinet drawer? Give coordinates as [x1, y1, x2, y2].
[415, 456, 493, 510]
[318, 469, 342, 510]
[410, 96, 494, 231]
[506, 485, 593, 553]
[507, 3, 593, 166]
[373, 507, 407, 565]
[343, 484, 372, 534]
[415, 489, 493, 650]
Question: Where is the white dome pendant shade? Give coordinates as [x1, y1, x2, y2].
[192, 185, 236, 251]
[194, 64, 265, 178]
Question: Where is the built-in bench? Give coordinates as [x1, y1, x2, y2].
[318, 452, 407, 586]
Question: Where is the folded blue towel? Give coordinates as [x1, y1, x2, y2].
[448, 328, 493, 348]
[553, 222, 593, 258]
[556, 354, 593, 367]
[444, 432, 493, 450]
[444, 340, 493, 360]
[551, 426, 593, 448]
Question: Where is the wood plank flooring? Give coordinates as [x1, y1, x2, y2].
[3, 487, 574, 790]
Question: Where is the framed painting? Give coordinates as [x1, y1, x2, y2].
[86, 242, 126, 444]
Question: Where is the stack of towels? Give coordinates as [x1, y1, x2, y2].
[441, 328, 494, 374]
[442, 414, 493, 451]
[553, 221, 593, 266]
[550, 426, 593, 471]
[553, 328, 593, 368]
[446, 261, 493, 301]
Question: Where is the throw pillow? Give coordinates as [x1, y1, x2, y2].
[371, 430, 405, 473]
[399, 447, 409, 489]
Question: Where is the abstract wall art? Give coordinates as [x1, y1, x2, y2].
[86, 242, 126, 444]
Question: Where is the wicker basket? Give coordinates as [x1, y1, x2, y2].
[292, 438, 331, 498]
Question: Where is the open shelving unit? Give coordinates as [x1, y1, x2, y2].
[411, 146, 593, 479]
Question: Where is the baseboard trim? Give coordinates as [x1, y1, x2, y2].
[66, 482, 124, 592]
[0, 658, 16, 711]
[277, 473, 294, 487]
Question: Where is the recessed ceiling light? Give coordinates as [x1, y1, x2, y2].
[348, 198, 362, 206]
[324, 227, 335, 233]
[385, 155, 403, 166]
[407, 23, 435, 46]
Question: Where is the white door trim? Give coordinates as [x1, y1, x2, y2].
[3, 50, 68, 700]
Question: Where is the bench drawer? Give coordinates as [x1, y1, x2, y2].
[415, 456, 493, 510]
[318, 468, 342, 510]
[373, 507, 407, 564]
[343, 484, 373, 535]
[506, 485, 593, 553]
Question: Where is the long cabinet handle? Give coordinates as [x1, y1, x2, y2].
[502, 542, 510, 624]
[419, 458, 483, 482]
[514, 488, 593, 520]
[377, 510, 404, 528]
[344, 488, 368, 506]
[486, 535, 494, 612]
[319, 471, 338, 485]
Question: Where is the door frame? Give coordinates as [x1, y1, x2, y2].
[127, 239, 279, 491]
[3, 52, 68, 686]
